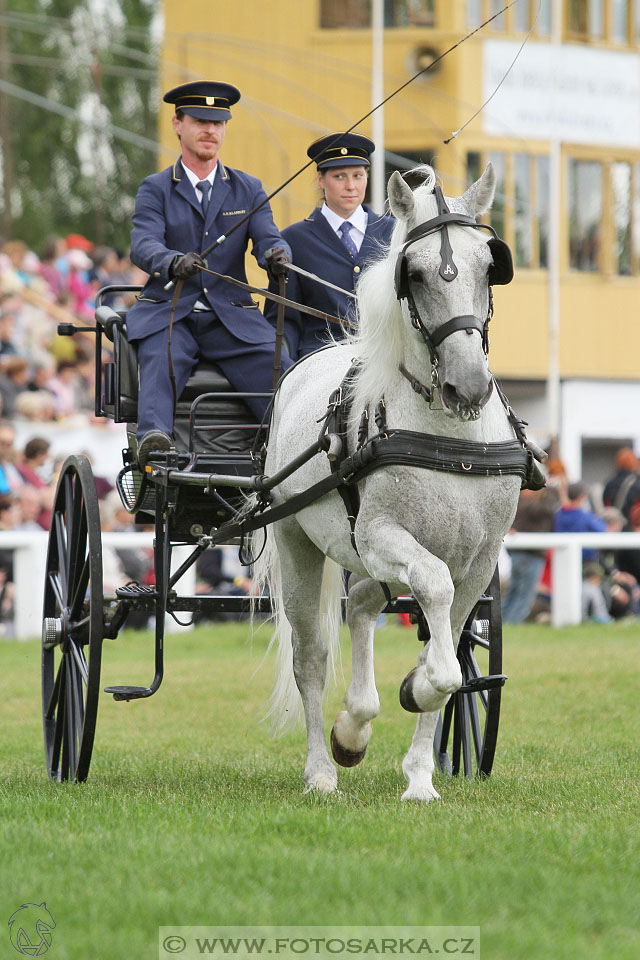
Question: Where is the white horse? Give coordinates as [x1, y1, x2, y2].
[255, 164, 523, 802]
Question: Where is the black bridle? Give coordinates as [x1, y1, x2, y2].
[394, 185, 513, 376]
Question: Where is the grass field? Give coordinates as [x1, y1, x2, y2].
[1, 618, 639, 960]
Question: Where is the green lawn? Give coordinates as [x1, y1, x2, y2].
[1, 619, 639, 960]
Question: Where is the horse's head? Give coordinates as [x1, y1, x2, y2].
[387, 164, 513, 421]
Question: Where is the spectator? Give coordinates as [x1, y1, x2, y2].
[0, 357, 30, 417]
[599, 506, 640, 619]
[581, 562, 611, 624]
[16, 437, 54, 528]
[65, 248, 94, 319]
[554, 481, 611, 623]
[16, 436, 51, 484]
[46, 358, 80, 417]
[0, 421, 23, 491]
[39, 236, 67, 299]
[553, 481, 606, 560]
[502, 483, 560, 624]
[15, 390, 56, 422]
[616, 501, 640, 585]
[602, 447, 640, 523]
[0, 492, 17, 633]
[0, 293, 21, 359]
[13, 485, 45, 530]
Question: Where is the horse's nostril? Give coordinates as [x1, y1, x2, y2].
[442, 377, 492, 412]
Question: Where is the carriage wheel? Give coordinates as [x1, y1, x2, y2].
[42, 456, 103, 782]
[433, 567, 504, 779]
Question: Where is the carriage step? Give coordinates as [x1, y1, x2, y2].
[458, 673, 507, 694]
[115, 583, 158, 599]
[104, 685, 153, 701]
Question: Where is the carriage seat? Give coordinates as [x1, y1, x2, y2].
[95, 305, 261, 454]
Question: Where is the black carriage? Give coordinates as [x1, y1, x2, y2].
[41, 286, 506, 784]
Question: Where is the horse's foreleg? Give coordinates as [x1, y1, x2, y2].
[274, 519, 338, 795]
[359, 523, 462, 712]
[330, 576, 385, 767]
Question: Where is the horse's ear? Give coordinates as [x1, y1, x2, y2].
[461, 162, 496, 216]
[387, 171, 415, 221]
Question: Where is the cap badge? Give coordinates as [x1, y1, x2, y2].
[340, 148, 347, 155]
[206, 96, 215, 106]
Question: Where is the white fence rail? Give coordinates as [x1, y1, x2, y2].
[505, 532, 640, 626]
[1, 530, 640, 638]
[0, 531, 195, 640]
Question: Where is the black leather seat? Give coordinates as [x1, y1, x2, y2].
[96, 306, 261, 454]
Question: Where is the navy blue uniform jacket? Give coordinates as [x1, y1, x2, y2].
[265, 205, 395, 359]
[126, 158, 290, 344]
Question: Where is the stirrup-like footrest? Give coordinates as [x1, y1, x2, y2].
[458, 673, 507, 694]
[115, 583, 158, 599]
[104, 685, 153, 701]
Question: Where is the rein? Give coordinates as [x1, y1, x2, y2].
[197, 263, 354, 329]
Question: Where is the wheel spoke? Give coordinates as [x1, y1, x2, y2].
[460, 643, 489, 710]
[70, 615, 91, 639]
[69, 639, 89, 687]
[50, 662, 67, 779]
[452, 701, 462, 775]
[467, 692, 483, 766]
[47, 572, 65, 615]
[69, 650, 85, 734]
[64, 657, 78, 777]
[458, 694, 473, 779]
[69, 556, 91, 621]
[68, 491, 88, 599]
[54, 512, 69, 601]
[45, 661, 63, 721]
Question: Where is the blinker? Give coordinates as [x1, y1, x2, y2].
[487, 237, 513, 285]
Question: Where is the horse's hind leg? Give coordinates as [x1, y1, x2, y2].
[331, 576, 385, 767]
[274, 519, 338, 794]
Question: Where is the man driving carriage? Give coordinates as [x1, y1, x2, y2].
[125, 80, 293, 467]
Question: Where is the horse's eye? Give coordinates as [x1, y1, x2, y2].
[408, 269, 424, 284]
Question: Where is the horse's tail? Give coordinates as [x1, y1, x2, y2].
[252, 523, 344, 736]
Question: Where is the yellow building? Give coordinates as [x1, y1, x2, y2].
[162, 1, 640, 478]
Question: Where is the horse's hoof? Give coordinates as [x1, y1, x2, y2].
[330, 726, 368, 767]
[399, 668, 422, 713]
[303, 773, 337, 795]
[401, 784, 441, 803]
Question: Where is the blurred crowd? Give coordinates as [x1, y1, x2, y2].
[501, 447, 640, 625]
[0, 233, 638, 633]
[0, 232, 253, 635]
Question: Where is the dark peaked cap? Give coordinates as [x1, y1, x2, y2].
[308, 133, 375, 170]
[163, 81, 241, 121]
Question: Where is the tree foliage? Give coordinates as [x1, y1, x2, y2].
[0, 0, 160, 252]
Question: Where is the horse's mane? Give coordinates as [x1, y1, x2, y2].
[346, 165, 438, 419]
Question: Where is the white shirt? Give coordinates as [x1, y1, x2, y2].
[182, 162, 217, 203]
[320, 202, 368, 252]
[181, 164, 217, 310]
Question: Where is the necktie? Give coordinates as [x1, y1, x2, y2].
[338, 220, 359, 258]
[197, 179, 210, 216]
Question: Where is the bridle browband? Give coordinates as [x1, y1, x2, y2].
[394, 185, 513, 385]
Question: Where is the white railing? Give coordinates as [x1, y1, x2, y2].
[0, 531, 195, 640]
[505, 532, 640, 627]
[2, 530, 640, 638]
